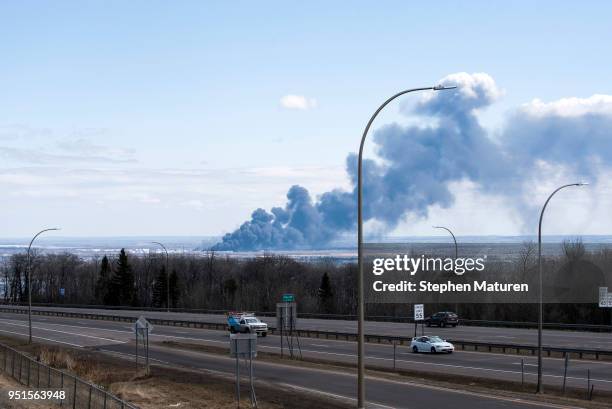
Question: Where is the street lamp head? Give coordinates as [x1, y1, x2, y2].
[576, 182, 590, 186]
[433, 84, 457, 91]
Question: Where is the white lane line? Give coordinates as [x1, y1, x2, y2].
[278, 383, 394, 409]
[309, 344, 330, 348]
[0, 328, 83, 348]
[6, 316, 612, 383]
[267, 347, 612, 385]
[0, 319, 126, 344]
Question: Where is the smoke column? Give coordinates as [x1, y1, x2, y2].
[213, 73, 612, 251]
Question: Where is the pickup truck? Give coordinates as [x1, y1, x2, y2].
[227, 312, 268, 337]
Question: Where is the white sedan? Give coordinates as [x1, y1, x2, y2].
[410, 335, 454, 354]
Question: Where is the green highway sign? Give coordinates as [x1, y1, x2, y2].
[282, 293, 295, 302]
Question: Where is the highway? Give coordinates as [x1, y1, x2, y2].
[3, 305, 612, 350]
[0, 309, 607, 408]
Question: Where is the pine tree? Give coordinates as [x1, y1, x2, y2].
[152, 265, 168, 308]
[317, 272, 334, 313]
[169, 269, 179, 308]
[96, 256, 112, 304]
[108, 249, 136, 306]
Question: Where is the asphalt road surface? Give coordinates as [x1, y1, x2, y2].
[3, 305, 612, 350]
[0, 309, 606, 408]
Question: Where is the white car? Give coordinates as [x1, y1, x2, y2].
[410, 336, 454, 354]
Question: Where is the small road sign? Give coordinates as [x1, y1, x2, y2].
[599, 287, 612, 308]
[134, 316, 154, 334]
[414, 304, 424, 321]
[282, 293, 295, 302]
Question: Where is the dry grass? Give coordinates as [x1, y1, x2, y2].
[0, 336, 349, 409]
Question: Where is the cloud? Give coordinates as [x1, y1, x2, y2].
[520, 95, 612, 118]
[0, 146, 136, 165]
[280, 94, 317, 110]
[214, 72, 612, 251]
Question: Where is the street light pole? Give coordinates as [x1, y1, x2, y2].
[27, 228, 60, 344]
[536, 182, 587, 393]
[357, 85, 455, 408]
[433, 225, 459, 314]
[433, 225, 458, 259]
[152, 242, 170, 312]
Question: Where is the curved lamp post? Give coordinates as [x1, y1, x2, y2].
[152, 242, 170, 312]
[434, 225, 459, 314]
[357, 85, 456, 407]
[27, 227, 61, 344]
[433, 225, 458, 259]
[536, 182, 588, 393]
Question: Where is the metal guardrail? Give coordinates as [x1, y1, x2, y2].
[2, 302, 611, 332]
[0, 342, 138, 409]
[2, 306, 612, 361]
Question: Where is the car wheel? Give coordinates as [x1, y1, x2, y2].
[412, 346, 418, 353]
[453, 324, 457, 327]
[441, 322, 446, 328]
[448, 350, 453, 354]
[245, 328, 250, 333]
[430, 347, 437, 354]
[426, 322, 431, 327]
[261, 332, 267, 337]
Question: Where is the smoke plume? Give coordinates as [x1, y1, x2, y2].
[213, 73, 612, 251]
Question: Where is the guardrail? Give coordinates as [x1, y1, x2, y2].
[2, 306, 611, 361]
[2, 302, 611, 332]
[0, 342, 138, 409]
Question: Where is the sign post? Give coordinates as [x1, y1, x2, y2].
[414, 304, 424, 337]
[230, 333, 258, 408]
[276, 298, 301, 359]
[134, 316, 154, 375]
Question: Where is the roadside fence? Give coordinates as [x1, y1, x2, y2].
[0, 342, 138, 409]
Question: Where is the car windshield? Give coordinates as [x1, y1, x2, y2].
[245, 318, 258, 323]
[429, 336, 443, 342]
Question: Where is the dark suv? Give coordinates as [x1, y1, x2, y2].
[425, 312, 459, 327]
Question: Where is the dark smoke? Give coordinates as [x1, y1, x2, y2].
[213, 73, 610, 251]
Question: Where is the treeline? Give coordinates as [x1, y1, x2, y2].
[1, 241, 612, 324]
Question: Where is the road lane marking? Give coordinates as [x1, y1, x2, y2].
[5, 315, 612, 383]
[0, 328, 83, 348]
[0, 319, 126, 344]
[278, 384, 395, 409]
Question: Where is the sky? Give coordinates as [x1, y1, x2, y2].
[2, 1, 612, 240]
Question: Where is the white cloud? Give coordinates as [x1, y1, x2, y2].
[521, 94, 612, 117]
[280, 94, 317, 110]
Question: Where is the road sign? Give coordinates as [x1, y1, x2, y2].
[599, 287, 612, 308]
[134, 316, 154, 334]
[414, 304, 424, 321]
[229, 333, 258, 358]
[282, 293, 295, 302]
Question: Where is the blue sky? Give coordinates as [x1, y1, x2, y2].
[2, 1, 612, 238]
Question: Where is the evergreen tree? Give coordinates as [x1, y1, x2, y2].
[317, 272, 334, 313]
[169, 269, 179, 308]
[152, 265, 168, 308]
[108, 249, 136, 306]
[96, 256, 112, 304]
[223, 278, 238, 307]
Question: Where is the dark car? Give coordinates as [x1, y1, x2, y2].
[425, 311, 459, 327]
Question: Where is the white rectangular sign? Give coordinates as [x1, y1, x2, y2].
[599, 287, 612, 308]
[414, 304, 424, 321]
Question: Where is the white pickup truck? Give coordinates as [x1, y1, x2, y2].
[227, 312, 268, 337]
